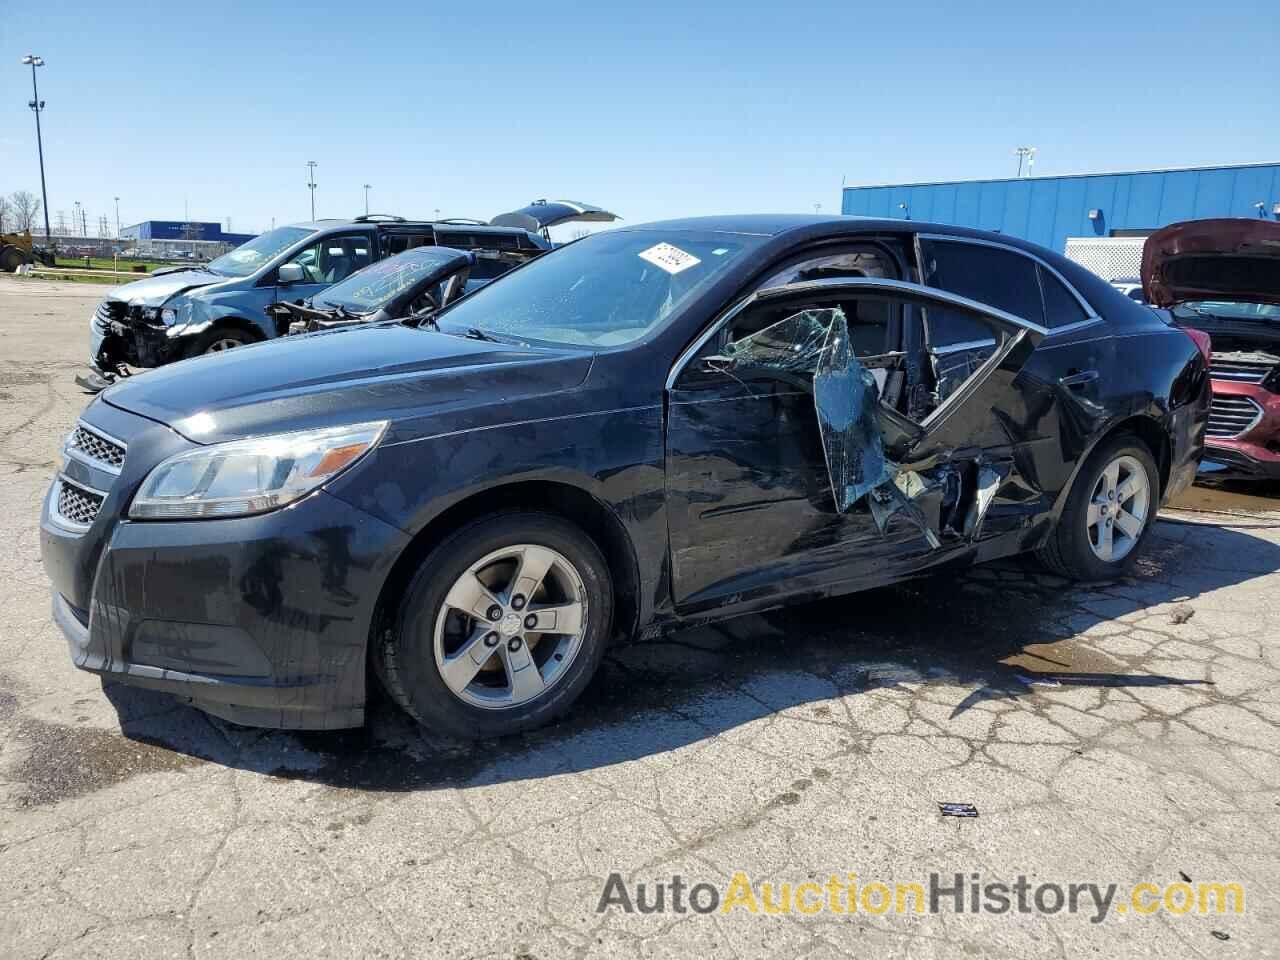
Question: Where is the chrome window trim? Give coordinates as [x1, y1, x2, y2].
[932, 337, 997, 356]
[916, 232, 1100, 322]
[665, 276, 1047, 391]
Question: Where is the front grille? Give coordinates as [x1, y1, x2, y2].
[1206, 394, 1264, 439]
[1210, 358, 1274, 384]
[94, 300, 126, 334]
[67, 423, 126, 471]
[56, 479, 104, 527]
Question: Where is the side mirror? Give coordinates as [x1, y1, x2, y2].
[278, 262, 304, 285]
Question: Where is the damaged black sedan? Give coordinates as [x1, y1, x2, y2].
[41, 215, 1210, 738]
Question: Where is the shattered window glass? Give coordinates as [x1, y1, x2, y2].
[722, 308, 833, 374]
[810, 310, 895, 509]
[714, 302, 1011, 552]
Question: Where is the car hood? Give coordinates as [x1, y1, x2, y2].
[102, 323, 593, 444]
[106, 269, 224, 308]
[490, 200, 619, 233]
[1142, 218, 1280, 308]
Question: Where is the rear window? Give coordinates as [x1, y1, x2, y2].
[1039, 265, 1090, 326]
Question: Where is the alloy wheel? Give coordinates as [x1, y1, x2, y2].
[433, 544, 588, 710]
[207, 338, 242, 352]
[1086, 454, 1151, 562]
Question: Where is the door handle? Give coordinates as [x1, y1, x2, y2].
[1059, 369, 1099, 389]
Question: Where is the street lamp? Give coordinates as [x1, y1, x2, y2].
[22, 54, 53, 248]
[1014, 146, 1037, 178]
[306, 161, 318, 219]
[363, 183, 371, 216]
[114, 196, 120, 237]
[73, 201, 81, 239]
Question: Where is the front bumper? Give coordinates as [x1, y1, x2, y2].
[40, 406, 411, 729]
[1204, 379, 1280, 479]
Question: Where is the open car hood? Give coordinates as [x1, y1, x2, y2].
[1142, 218, 1280, 308]
[490, 200, 619, 233]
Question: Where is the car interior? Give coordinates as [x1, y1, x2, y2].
[716, 238, 1009, 426]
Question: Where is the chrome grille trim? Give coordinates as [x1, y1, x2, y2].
[94, 300, 126, 334]
[1209, 359, 1274, 384]
[1206, 395, 1264, 439]
[65, 421, 127, 474]
[52, 475, 107, 531]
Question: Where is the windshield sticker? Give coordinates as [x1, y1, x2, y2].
[638, 243, 701, 275]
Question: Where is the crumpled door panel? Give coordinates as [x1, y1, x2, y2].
[719, 302, 1036, 550]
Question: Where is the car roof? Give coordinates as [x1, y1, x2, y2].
[620, 214, 1129, 318]
[287, 219, 534, 237]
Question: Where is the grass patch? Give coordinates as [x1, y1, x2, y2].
[53, 257, 170, 273]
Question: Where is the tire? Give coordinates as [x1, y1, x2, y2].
[1038, 432, 1159, 580]
[187, 327, 258, 357]
[376, 512, 614, 739]
[0, 246, 25, 273]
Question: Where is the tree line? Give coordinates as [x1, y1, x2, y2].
[0, 192, 43, 234]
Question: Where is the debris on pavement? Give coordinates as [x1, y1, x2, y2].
[1170, 603, 1196, 624]
[938, 802, 979, 818]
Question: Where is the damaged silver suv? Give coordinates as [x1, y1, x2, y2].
[43, 215, 1210, 738]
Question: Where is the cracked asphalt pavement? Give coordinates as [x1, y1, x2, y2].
[2, 277, 1278, 958]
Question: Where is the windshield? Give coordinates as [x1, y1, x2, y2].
[319, 247, 468, 314]
[1173, 301, 1280, 322]
[436, 229, 763, 347]
[207, 226, 315, 278]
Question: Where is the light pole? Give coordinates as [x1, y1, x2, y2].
[1014, 146, 1037, 178]
[363, 184, 372, 216]
[22, 54, 53, 248]
[306, 161, 318, 219]
[73, 201, 81, 239]
[114, 196, 120, 237]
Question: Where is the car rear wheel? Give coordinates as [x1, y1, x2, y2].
[1038, 433, 1159, 580]
[376, 512, 613, 739]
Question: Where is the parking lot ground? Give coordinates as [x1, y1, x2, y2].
[2, 277, 1278, 959]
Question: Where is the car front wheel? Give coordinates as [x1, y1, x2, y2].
[1038, 433, 1159, 580]
[376, 512, 613, 739]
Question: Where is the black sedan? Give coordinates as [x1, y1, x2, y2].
[41, 215, 1210, 738]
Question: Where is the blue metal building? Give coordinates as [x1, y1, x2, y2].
[119, 220, 257, 245]
[841, 162, 1280, 254]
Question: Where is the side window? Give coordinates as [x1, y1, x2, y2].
[470, 257, 514, 281]
[281, 233, 372, 284]
[1039, 265, 1092, 324]
[727, 295, 893, 360]
[760, 245, 897, 289]
[919, 239, 1044, 347]
[381, 231, 434, 257]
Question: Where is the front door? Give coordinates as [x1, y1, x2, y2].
[273, 231, 375, 306]
[664, 277, 1046, 611]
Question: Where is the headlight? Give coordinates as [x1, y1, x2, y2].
[145, 306, 178, 325]
[129, 421, 387, 520]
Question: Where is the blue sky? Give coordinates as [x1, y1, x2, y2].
[3, 0, 1277, 237]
